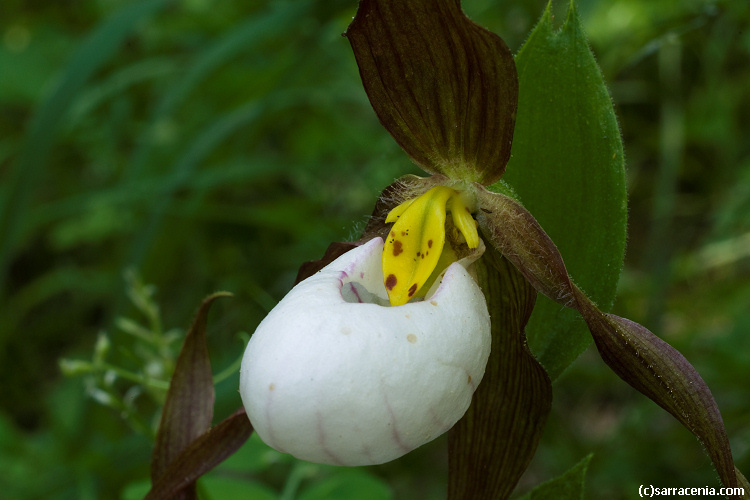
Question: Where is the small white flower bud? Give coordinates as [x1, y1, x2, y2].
[239, 237, 490, 466]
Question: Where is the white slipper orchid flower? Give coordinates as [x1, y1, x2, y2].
[239, 236, 490, 466]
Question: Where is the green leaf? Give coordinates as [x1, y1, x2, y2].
[122, 3, 316, 276]
[216, 432, 293, 474]
[737, 469, 750, 497]
[345, 0, 517, 185]
[126, 101, 266, 269]
[126, 2, 313, 180]
[120, 479, 151, 500]
[448, 248, 552, 500]
[0, 0, 169, 296]
[518, 454, 592, 500]
[297, 469, 393, 500]
[200, 475, 277, 500]
[496, 0, 627, 379]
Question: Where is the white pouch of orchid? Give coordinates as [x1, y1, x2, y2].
[239, 236, 490, 466]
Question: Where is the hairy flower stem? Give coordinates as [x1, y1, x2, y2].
[448, 247, 552, 499]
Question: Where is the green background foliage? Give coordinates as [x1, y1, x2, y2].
[0, 0, 748, 498]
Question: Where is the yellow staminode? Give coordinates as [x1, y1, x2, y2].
[383, 186, 478, 306]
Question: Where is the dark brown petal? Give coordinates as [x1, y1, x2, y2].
[475, 185, 571, 306]
[345, 0, 517, 185]
[448, 246, 552, 499]
[150, 292, 231, 498]
[578, 306, 741, 498]
[145, 408, 253, 500]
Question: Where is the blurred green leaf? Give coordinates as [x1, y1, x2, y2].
[0, 27, 73, 104]
[120, 479, 151, 500]
[124, 465, 279, 500]
[297, 469, 393, 500]
[518, 454, 592, 500]
[498, 0, 627, 379]
[217, 433, 293, 474]
[0, 0, 169, 296]
[201, 476, 277, 500]
[128, 101, 267, 268]
[126, 2, 313, 180]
